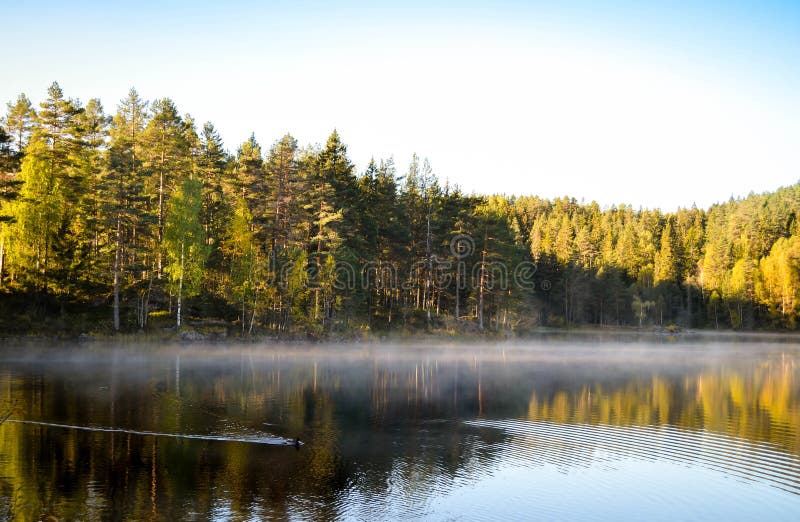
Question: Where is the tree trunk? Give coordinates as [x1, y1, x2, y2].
[113, 213, 122, 332]
[140, 267, 154, 329]
[176, 241, 184, 328]
[42, 230, 49, 296]
[738, 301, 743, 329]
[455, 261, 461, 324]
[425, 212, 432, 323]
[686, 280, 692, 328]
[158, 154, 165, 279]
[0, 232, 5, 289]
[242, 294, 246, 335]
[479, 248, 486, 331]
[249, 294, 257, 334]
[315, 201, 323, 321]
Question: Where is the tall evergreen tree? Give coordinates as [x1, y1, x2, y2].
[143, 98, 190, 278]
[654, 218, 679, 284]
[197, 122, 228, 248]
[107, 88, 149, 331]
[3, 93, 36, 169]
[264, 134, 301, 256]
[65, 98, 111, 287]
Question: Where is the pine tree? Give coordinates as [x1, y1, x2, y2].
[0, 126, 19, 189]
[143, 98, 190, 278]
[654, 219, 679, 284]
[554, 214, 574, 265]
[37, 82, 82, 164]
[71, 98, 110, 286]
[399, 153, 441, 318]
[264, 134, 300, 255]
[359, 157, 407, 328]
[197, 122, 228, 249]
[107, 88, 149, 331]
[0, 125, 21, 288]
[318, 130, 359, 252]
[260, 134, 303, 329]
[3, 93, 36, 169]
[301, 146, 343, 331]
[234, 134, 265, 205]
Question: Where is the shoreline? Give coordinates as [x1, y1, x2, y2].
[3, 325, 800, 347]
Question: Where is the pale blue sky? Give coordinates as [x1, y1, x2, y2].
[2, 0, 799, 209]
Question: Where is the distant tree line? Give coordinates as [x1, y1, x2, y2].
[0, 83, 798, 335]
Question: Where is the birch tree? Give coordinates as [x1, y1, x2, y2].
[164, 176, 208, 328]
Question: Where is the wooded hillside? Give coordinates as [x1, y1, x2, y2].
[1, 83, 798, 336]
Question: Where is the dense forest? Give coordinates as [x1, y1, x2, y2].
[0, 82, 798, 337]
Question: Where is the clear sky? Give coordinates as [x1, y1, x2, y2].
[2, 0, 799, 210]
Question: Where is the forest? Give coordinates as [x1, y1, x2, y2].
[0, 82, 798, 337]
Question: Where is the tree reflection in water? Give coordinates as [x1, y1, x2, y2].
[0, 340, 798, 520]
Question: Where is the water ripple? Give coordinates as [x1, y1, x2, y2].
[4, 419, 300, 446]
[465, 419, 800, 495]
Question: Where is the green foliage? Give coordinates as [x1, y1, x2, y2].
[3, 137, 67, 291]
[164, 176, 209, 301]
[2, 82, 800, 335]
[222, 196, 262, 333]
[198, 122, 229, 253]
[757, 236, 800, 326]
[3, 93, 36, 160]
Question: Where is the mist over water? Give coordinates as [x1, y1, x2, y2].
[1, 337, 799, 520]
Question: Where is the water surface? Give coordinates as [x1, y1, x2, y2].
[1, 336, 799, 520]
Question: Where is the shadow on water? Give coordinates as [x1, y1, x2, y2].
[1, 338, 799, 520]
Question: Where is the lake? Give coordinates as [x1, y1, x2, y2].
[1, 334, 800, 520]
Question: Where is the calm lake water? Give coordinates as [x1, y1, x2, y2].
[1, 335, 800, 520]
